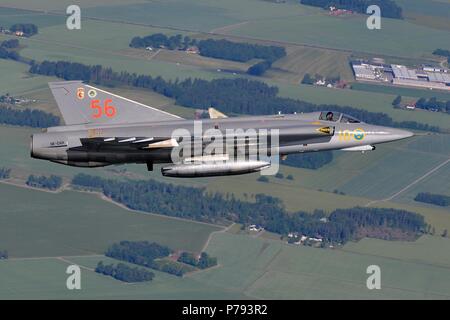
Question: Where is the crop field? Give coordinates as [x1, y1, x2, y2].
[0, 0, 148, 12]
[2, 231, 449, 299]
[0, 256, 244, 299]
[0, 183, 221, 257]
[1, 3, 448, 129]
[150, 49, 254, 73]
[226, 7, 450, 59]
[274, 82, 450, 129]
[0, 59, 57, 96]
[268, 46, 354, 83]
[351, 82, 450, 101]
[0, 0, 450, 300]
[27, 0, 447, 61]
[192, 233, 450, 299]
[396, 0, 450, 31]
[2, 121, 450, 232]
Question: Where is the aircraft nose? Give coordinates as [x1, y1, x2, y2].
[390, 128, 414, 140]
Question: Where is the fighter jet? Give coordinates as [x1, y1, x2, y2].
[31, 81, 414, 177]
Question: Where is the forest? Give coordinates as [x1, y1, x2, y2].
[1, 39, 19, 49]
[415, 97, 450, 114]
[105, 241, 207, 276]
[283, 151, 333, 169]
[433, 49, 450, 64]
[0, 106, 60, 128]
[0, 167, 11, 180]
[129, 33, 285, 75]
[28, 60, 441, 133]
[0, 250, 8, 259]
[26, 175, 62, 191]
[415, 192, 450, 207]
[196, 38, 286, 63]
[300, 0, 403, 19]
[129, 33, 286, 63]
[0, 39, 21, 61]
[130, 33, 190, 50]
[72, 174, 427, 245]
[178, 252, 217, 269]
[95, 261, 155, 283]
[9, 23, 38, 36]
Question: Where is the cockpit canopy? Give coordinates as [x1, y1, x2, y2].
[319, 111, 361, 123]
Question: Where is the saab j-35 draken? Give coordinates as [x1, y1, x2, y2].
[31, 81, 413, 177]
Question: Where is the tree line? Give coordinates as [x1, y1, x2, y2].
[9, 23, 38, 36]
[0, 167, 11, 179]
[0, 250, 7, 259]
[130, 33, 192, 50]
[129, 33, 286, 63]
[283, 151, 333, 169]
[95, 261, 155, 283]
[178, 252, 218, 269]
[0, 39, 21, 61]
[415, 97, 450, 114]
[72, 174, 427, 245]
[0, 106, 60, 128]
[415, 192, 450, 207]
[433, 49, 450, 64]
[26, 175, 62, 191]
[1, 39, 19, 49]
[196, 38, 286, 63]
[130, 33, 285, 75]
[104, 240, 210, 277]
[28, 60, 441, 133]
[300, 0, 403, 19]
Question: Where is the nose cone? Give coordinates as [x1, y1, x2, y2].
[390, 128, 414, 141]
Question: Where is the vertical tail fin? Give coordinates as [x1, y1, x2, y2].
[49, 81, 182, 125]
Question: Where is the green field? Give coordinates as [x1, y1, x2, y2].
[1, 0, 450, 300]
[0, 256, 246, 299]
[273, 82, 450, 129]
[2, 231, 450, 299]
[0, 183, 221, 257]
[2, 120, 450, 232]
[226, 4, 450, 59]
[396, 0, 450, 31]
[351, 82, 450, 101]
[268, 46, 354, 83]
[1, 3, 448, 129]
[173, 233, 450, 299]
[0, 59, 58, 96]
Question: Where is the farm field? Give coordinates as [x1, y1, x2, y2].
[351, 82, 450, 101]
[396, 0, 450, 31]
[0, 183, 221, 257]
[2, 231, 450, 299]
[1, 4, 448, 129]
[0, 59, 57, 96]
[1, 0, 450, 300]
[0, 256, 245, 300]
[2, 120, 450, 232]
[268, 46, 354, 83]
[274, 82, 450, 129]
[225, 6, 450, 59]
[192, 232, 450, 299]
[8, 0, 443, 60]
